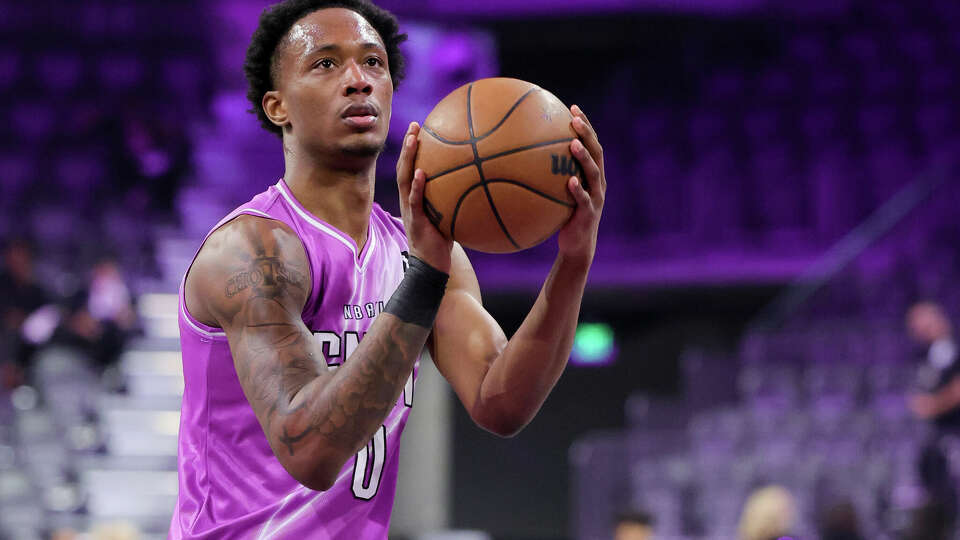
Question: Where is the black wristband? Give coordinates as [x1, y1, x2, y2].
[384, 255, 449, 328]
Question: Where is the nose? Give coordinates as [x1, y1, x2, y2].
[343, 60, 372, 96]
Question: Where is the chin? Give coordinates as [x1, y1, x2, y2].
[338, 133, 386, 158]
[340, 141, 384, 158]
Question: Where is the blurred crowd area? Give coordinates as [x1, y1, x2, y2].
[0, 0, 959, 539]
[0, 0, 215, 277]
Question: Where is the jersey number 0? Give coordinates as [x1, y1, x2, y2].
[352, 425, 386, 500]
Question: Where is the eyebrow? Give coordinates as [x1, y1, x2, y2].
[306, 42, 386, 55]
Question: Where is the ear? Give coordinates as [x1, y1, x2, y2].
[262, 90, 289, 128]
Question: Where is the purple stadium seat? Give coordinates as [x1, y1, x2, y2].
[811, 65, 854, 100]
[55, 151, 105, 198]
[899, 32, 937, 65]
[841, 33, 881, 65]
[755, 67, 797, 103]
[744, 108, 781, 144]
[748, 144, 806, 232]
[787, 33, 828, 65]
[97, 55, 144, 91]
[28, 206, 83, 251]
[801, 106, 843, 142]
[10, 102, 55, 142]
[0, 152, 33, 198]
[163, 58, 203, 97]
[856, 104, 898, 140]
[636, 149, 686, 234]
[705, 71, 746, 103]
[631, 109, 671, 145]
[864, 138, 913, 202]
[861, 64, 906, 99]
[0, 50, 20, 91]
[687, 146, 745, 241]
[687, 108, 726, 146]
[917, 63, 956, 97]
[873, 0, 911, 26]
[35, 53, 83, 94]
[807, 142, 863, 237]
[914, 102, 954, 144]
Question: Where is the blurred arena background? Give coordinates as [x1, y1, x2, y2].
[1, 0, 959, 539]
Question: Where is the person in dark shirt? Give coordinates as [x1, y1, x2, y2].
[0, 239, 50, 387]
[51, 256, 138, 370]
[907, 301, 960, 534]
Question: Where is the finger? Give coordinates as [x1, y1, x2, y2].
[571, 104, 595, 131]
[570, 139, 602, 197]
[568, 176, 592, 208]
[396, 122, 420, 179]
[571, 116, 603, 168]
[408, 169, 426, 212]
[396, 123, 420, 201]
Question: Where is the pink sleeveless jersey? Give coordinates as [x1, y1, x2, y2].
[171, 180, 417, 540]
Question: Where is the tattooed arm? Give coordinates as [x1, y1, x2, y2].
[184, 215, 431, 491]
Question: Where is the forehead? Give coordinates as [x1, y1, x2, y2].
[282, 7, 385, 56]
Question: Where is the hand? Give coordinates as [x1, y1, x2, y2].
[909, 393, 938, 419]
[558, 105, 605, 266]
[397, 122, 453, 273]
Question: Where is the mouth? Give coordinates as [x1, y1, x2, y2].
[341, 103, 379, 131]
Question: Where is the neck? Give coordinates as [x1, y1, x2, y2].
[282, 141, 377, 250]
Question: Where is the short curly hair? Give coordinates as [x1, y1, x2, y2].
[243, 0, 407, 137]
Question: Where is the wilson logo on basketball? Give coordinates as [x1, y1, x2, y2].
[551, 154, 581, 177]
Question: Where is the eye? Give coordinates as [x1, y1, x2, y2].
[365, 57, 384, 67]
[314, 58, 335, 69]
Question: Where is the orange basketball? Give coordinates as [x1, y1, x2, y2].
[414, 78, 580, 253]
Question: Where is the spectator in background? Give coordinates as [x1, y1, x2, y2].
[904, 502, 952, 540]
[51, 255, 138, 370]
[110, 105, 192, 219]
[89, 520, 140, 540]
[613, 509, 655, 540]
[737, 485, 797, 540]
[906, 301, 960, 533]
[818, 500, 863, 540]
[0, 238, 50, 387]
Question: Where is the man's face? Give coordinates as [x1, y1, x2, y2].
[614, 523, 653, 540]
[270, 8, 393, 159]
[907, 303, 951, 345]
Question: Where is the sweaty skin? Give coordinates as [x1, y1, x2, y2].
[185, 7, 607, 491]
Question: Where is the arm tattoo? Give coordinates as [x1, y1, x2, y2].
[225, 254, 306, 298]
[274, 322, 425, 456]
[227, 232, 427, 462]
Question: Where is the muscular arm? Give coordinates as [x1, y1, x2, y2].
[430, 245, 588, 437]
[186, 215, 430, 490]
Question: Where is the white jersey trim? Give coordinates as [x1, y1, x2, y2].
[275, 181, 361, 263]
[179, 298, 227, 338]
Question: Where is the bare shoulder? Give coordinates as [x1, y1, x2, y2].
[184, 215, 312, 329]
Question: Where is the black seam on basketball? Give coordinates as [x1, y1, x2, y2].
[483, 179, 575, 207]
[476, 87, 539, 139]
[466, 83, 520, 250]
[479, 137, 575, 163]
[448, 179, 572, 249]
[420, 86, 541, 146]
[425, 137, 575, 183]
[449, 181, 486, 243]
[421, 126, 472, 145]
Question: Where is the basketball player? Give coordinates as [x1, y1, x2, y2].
[170, 0, 606, 538]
